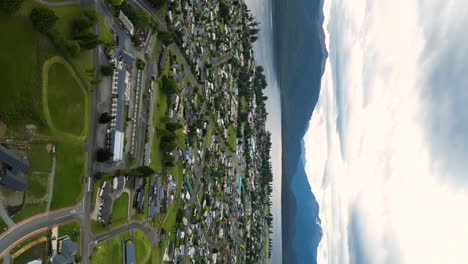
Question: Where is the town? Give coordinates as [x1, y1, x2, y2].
[0, 0, 273, 263]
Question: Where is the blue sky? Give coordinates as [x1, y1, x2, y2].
[304, 0, 468, 263]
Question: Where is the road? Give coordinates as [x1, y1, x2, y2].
[91, 222, 158, 245]
[0, 206, 82, 256]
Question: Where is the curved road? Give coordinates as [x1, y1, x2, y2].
[0, 206, 82, 257]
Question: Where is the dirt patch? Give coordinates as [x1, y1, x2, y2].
[46, 144, 53, 153]
[0, 121, 6, 138]
[25, 124, 37, 141]
[0, 185, 24, 208]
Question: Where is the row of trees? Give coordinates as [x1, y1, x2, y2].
[0, 0, 23, 14]
[29, 7, 101, 58]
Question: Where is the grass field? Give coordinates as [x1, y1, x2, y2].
[150, 244, 163, 264]
[50, 142, 84, 210]
[135, 230, 151, 263]
[148, 34, 159, 62]
[0, 14, 50, 130]
[58, 222, 80, 241]
[29, 144, 52, 172]
[112, 193, 129, 222]
[206, 126, 213, 147]
[45, 61, 87, 136]
[228, 124, 236, 150]
[27, 173, 49, 199]
[12, 202, 47, 223]
[91, 220, 108, 235]
[43, 57, 89, 140]
[12, 241, 47, 264]
[91, 231, 130, 264]
[13, 172, 48, 223]
[100, 19, 114, 44]
[149, 79, 168, 172]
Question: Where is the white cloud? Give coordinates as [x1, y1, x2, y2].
[305, 0, 468, 263]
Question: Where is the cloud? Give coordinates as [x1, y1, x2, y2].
[304, 0, 468, 263]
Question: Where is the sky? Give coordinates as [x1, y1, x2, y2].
[304, 0, 468, 263]
[244, 0, 283, 262]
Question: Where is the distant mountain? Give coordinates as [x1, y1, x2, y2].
[273, 0, 327, 262]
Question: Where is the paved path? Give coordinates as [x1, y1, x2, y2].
[34, 0, 79, 6]
[0, 203, 14, 228]
[46, 155, 56, 212]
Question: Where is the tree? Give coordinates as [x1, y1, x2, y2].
[150, 0, 166, 9]
[166, 122, 182, 132]
[136, 59, 145, 70]
[158, 31, 175, 44]
[160, 141, 176, 153]
[30, 7, 59, 33]
[76, 31, 102, 49]
[83, 7, 98, 24]
[160, 115, 171, 123]
[99, 112, 113, 123]
[101, 65, 114, 76]
[134, 11, 151, 28]
[219, 1, 230, 22]
[96, 148, 113, 162]
[110, 0, 124, 6]
[161, 75, 177, 95]
[48, 29, 81, 58]
[136, 166, 155, 177]
[132, 35, 142, 47]
[0, 0, 24, 14]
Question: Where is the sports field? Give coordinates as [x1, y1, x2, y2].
[43, 58, 88, 138]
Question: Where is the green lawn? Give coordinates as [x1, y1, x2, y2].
[100, 18, 114, 44]
[13, 172, 49, 223]
[46, 61, 87, 137]
[135, 230, 151, 263]
[149, 78, 168, 172]
[0, 220, 7, 233]
[29, 144, 52, 172]
[228, 124, 236, 150]
[12, 202, 46, 223]
[150, 244, 163, 264]
[12, 241, 47, 264]
[149, 34, 159, 62]
[0, 1, 93, 134]
[112, 192, 129, 222]
[205, 126, 213, 149]
[50, 142, 84, 210]
[27, 173, 49, 199]
[91, 220, 108, 235]
[0, 14, 50, 130]
[91, 231, 130, 264]
[58, 222, 80, 241]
